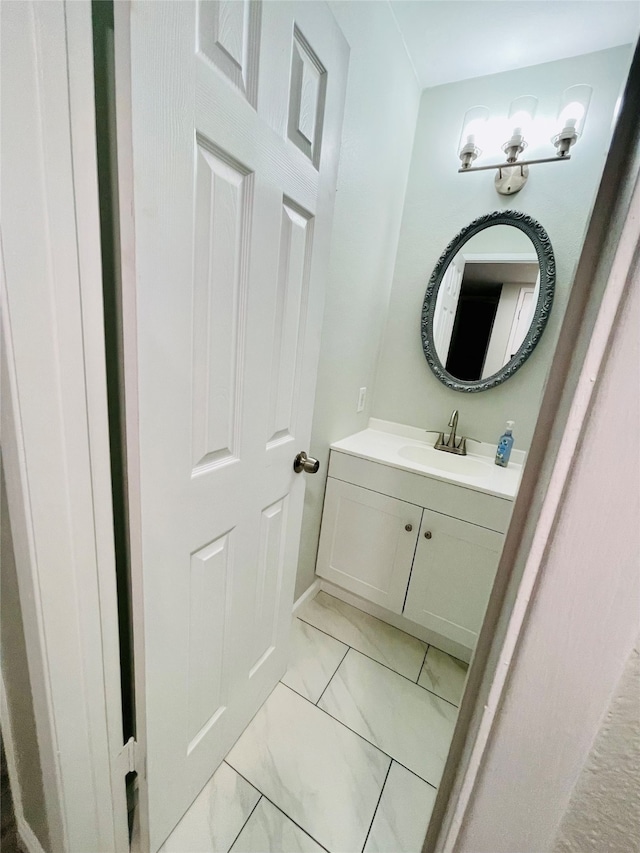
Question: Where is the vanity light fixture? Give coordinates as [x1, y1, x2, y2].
[458, 85, 592, 195]
[457, 105, 490, 170]
[552, 84, 593, 156]
[502, 95, 538, 163]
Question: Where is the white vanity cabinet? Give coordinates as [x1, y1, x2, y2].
[316, 436, 518, 653]
[316, 479, 422, 612]
[403, 509, 504, 648]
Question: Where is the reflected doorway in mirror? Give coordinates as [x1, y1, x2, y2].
[434, 250, 540, 381]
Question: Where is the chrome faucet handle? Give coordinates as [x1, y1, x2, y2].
[446, 410, 459, 448]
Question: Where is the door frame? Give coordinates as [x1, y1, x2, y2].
[439, 250, 538, 371]
[2, 6, 638, 853]
[1, 2, 128, 850]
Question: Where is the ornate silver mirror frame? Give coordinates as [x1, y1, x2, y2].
[421, 210, 555, 392]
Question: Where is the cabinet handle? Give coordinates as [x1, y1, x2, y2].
[424, 531, 432, 539]
[405, 523, 413, 532]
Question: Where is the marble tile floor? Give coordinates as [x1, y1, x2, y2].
[158, 591, 468, 853]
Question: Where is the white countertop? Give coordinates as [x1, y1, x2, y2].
[330, 419, 524, 501]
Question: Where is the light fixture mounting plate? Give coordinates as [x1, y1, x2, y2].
[495, 164, 529, 195]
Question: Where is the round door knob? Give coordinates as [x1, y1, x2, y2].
[424, 531, 432, 539]
[293, 451, 320, 474]
[405, 523, 413, 532]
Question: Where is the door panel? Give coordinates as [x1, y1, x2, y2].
[266, 200, 314, 447]
[288, 27, 327, 165]
[197, 0, 261, 105]
[250, 496, 288, 676]
[192, 142, 251, 472]
[505, 285, 536, 361]
[433, 257, 463, 363]
[187, 533, 231, 751]
[121, 2, 348, 848]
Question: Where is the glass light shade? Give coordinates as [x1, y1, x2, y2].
[507, 95, 538, 136]
[556, 84, 592, 137]
[458, 105, 490, 155]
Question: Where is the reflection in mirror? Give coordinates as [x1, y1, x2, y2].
[433, 226, 540, 382]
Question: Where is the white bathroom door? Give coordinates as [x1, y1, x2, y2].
[504, 283, 537, 362]
[119, 3, 348, 849]
[433, 257, 463, 364]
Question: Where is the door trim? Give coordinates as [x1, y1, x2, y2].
[1, 2, 128, 849]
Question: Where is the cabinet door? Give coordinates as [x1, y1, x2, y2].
[316, 479, 422, 613]
[403, 510, 503, 649]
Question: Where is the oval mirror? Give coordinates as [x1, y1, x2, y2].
[421, 211, 555, 392]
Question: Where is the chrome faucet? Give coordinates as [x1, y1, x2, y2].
[434, 409, 467, 455]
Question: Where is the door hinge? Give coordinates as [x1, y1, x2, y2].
[116, 736, 138, 776]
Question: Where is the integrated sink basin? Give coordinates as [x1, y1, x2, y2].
[397, 444, 492, 477]
[329, 418, 525, 500]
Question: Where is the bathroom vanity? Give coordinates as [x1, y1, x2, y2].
[315, 420, 524, 659]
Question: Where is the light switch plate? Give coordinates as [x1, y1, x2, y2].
[357, 387, 367, 413]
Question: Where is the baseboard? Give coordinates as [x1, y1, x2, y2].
[292, 575, 472, 663]
[318, 579, 472, 663]
[17, 818, 46, 853]
[291, 579, 321, 615]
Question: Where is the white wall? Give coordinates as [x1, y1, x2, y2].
[552, 639, 640, 852]
[455, 225, 536, 256]
[295, 1, 420, 599]
[373, 46, 632, 450]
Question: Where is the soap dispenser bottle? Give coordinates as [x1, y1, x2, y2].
[495, 421, 515, 468]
